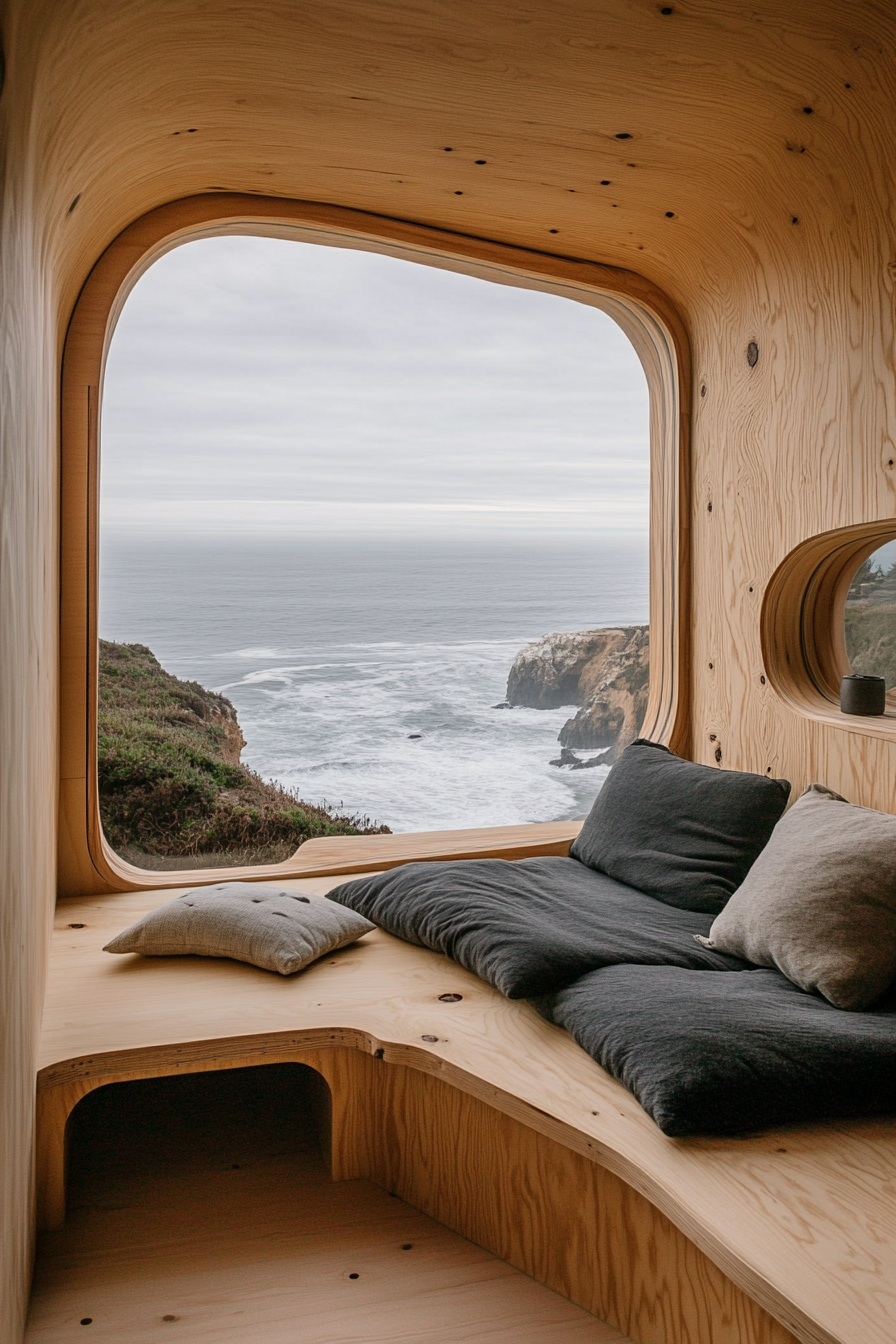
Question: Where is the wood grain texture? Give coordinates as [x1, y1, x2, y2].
[27, 1065, 628, 1343]
[58, 192, 688, 898]
[0, 0, 893, 1337]
[36, 883, 896, 1344]
[346, 1052, 799, 1344]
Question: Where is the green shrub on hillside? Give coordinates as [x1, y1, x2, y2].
[844, 602, 896, 688]
[97, 640, 389, 868]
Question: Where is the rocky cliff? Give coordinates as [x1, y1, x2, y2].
[98, 640, 389, 869]
[506, 625, 649, 764]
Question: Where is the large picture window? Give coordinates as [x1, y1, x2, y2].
[98, 236, 649, 870]
[59, 196, 688, 895]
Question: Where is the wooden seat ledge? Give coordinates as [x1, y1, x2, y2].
[102, 819, 584, 891]
[41, 881, 896, 1344]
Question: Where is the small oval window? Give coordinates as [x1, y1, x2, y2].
[844, 541, 896, 687]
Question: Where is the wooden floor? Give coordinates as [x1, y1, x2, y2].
[26, 1065, 627, 1343]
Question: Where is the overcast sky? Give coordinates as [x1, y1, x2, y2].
[100, 235, 649, 539]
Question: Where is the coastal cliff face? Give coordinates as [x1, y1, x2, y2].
[506, 625, 649, 764]
[97, 640, 389, 868]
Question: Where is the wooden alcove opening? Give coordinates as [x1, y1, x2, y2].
[762, 519, 896, 738]
[28, 1062, 628, 1343]
[60, 194, 691, 897]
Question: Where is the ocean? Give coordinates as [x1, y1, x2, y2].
[99, 534, 649, 835]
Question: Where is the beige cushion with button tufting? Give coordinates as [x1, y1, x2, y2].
[103, 882, 375, 975]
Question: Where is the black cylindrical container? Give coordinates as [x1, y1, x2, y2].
[840, 673, 886, 716]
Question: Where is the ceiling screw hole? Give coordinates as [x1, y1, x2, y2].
[700, 384, 706, 397]
[475, 159, 486, 164]
[600, 179, 610, 185]
[747, 341, 759, 367]
[438, 993, 463, 1002]
[349, 1273, 360, 1279]
[760, 675, 766, 684]
[421, 1034, 439, 1043]
[803, 106, 813, 114]
[549, 228, 559, 233]
[401, 1243, 413, 1250]
[615, 132, 632, 139]
[665, 210, 675, 218]
[68, 923, 85, 929]
[707, 502, 713, 512]
[443, 146, 453, 151]
[708, 663, 714, 670]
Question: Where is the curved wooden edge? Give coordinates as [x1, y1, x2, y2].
[56, 820, 582, 897]
[59, 191, 691, 898]
[761, 518, 896, 743]
[37, 1026, 826, 1344]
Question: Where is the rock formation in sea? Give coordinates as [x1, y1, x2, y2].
[506, 625, 649, 764]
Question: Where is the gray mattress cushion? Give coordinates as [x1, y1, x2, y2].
[549, 963, 896, 1135]
[327, 856, 746, 998]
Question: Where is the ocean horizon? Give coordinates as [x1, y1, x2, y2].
[99, 533, 649, 834]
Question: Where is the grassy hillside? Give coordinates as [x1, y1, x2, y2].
[98, 640, 389, 870]
[844, 603, 896, 688]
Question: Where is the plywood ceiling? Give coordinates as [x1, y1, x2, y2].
[24, 0, 891, 318]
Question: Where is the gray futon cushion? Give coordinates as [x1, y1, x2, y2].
[549, 963, 896, 1135]
[697, 783, 896, 1010]
[569, 739, 791, 914]
[104, 881, 375, 975]
[327, 855, 746, 998]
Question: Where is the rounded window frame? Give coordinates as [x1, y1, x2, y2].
[762, 519, 896, 730]
[60, 194, 691, 896]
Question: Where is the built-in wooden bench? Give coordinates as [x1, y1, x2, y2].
[38, 830, 896, 1344]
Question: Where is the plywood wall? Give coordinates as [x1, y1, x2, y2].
[0, 0, 894, 1337]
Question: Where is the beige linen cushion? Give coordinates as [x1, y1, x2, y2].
[103, 882, 375, 975]
[697, 784, 896, 1010]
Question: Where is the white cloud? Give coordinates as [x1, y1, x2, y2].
[101, 235, 649, 537]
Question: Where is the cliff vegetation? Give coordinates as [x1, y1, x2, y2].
[844, 557, 896, 687]
[98, 640, 389, 870]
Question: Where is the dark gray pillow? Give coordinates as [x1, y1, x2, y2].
[697, 784, 896, 1010]
[569, 740, 790, 914]
[103, 881, 375, 975]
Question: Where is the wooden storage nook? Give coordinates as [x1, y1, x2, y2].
[2, 2, 895, 1342]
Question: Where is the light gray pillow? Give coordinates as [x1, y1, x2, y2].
[103, 882, 375, 975]
[697, 784, 896, 1010]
